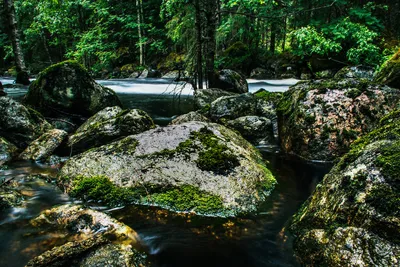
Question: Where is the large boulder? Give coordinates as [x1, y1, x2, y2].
[27, 204, 148, 267]
[0, 97, 52, 148]
[375, 49, 400, 89]
[211, 69, 248, 94]
[334, 65, 374, 80]
[289, 109, 400, 266]
[0, 137, 18, 166]
[19, 129, 67, 162]
[194, 88, 237, 110]
[68, 106, 155, 155]
[58, 122, 276, 217]
[24, 60, 122, 127]
[277, 79, 400, 161]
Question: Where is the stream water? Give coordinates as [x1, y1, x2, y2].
[0, 77, 332, 267]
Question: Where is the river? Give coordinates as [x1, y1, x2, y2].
[0, 77, 332, 267]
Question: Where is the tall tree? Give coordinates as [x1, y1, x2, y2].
[3, 0, 27, 76]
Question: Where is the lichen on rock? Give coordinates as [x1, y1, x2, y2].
[289, 108, 400, 266]
[277, 78, 400, 161]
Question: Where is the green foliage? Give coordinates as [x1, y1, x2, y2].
[291, 17, 382, 66]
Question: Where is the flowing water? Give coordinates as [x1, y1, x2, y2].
[0, 77, 332, 267]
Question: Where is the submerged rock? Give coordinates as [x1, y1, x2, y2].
[58, 122, 276, 217]
[211, 69, 248, 94]
[277, 79, 400, 161]
[0, 97, 52, 148]
[24, 60, 122, 127]
[375, 49, 400, 89]
[19, 129, 67, 162]
[0, 137, 18, 166]
[170, 111, 209, 125]
[27, 204, 148, 267]
[68, 106, 154, 155]
[289, 109, 400, 266]
[194, 88, 237, 110]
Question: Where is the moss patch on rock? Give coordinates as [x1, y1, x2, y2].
[69, 176, 226, 216]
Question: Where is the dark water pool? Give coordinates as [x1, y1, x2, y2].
[0, 152, 332, 267]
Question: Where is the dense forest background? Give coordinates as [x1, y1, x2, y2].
[1, 0, 400, 82]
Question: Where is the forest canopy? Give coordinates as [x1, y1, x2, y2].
[1, 0, 399, 81]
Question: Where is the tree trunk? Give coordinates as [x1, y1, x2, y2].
[194, 0, 203, 89]
[136, 0, 144, 66]
[204, 0, 218, 88]
[4, 0, 26, 72]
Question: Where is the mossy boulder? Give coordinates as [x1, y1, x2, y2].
[58, 122, 276, 217]
[289, 109, 400, 266]
[0, 97, 52, 148]
[24, 60, 122, 127]
[375, 49, 400, 89]
[27, 204, 148, 267]
[277, 79, 400, 161]
[211, 69, 248, 94]
[19, 129, 67, 162]
[0, 137, 18, 166]
[68, 106, 154, 155]
[194, 88, 237, 110]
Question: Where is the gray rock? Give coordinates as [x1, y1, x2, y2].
[0, 137, 18, 166]
[315, 69, 337, 79]
[334, 66, 375, 80]
[210, 93, 257, 121]
[27, 204, 148, 267]
[24, 61, 122, 122]
[194, 88, 237, 110]
[211, 69, 248, 94]
[19, 129, 67, 162]
[250, 68, 275, 79]
[227, 116, 274, 145]
[277, 79, 400, 161]
[289, 109, 400, 266]
[58, 122, 276, 217]
[170, 111, 209, 125]
[68, 106, 155, 155]
[0, 97, 52, 148]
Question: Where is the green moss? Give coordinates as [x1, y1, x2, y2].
[148, 185, 225, 214]
[253, 90, 283, 104]
[375, 140, 400, 181]
[69, 176, 227, 215]
[193, 128, 239, 173]
[38, 60, 88, 79]
[304, 113, 316, 125]
[69, 176, 145, 206]
[144, 127, 239, 174]
[256, 164, 277, 196]
[366, 184, 400, 216]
